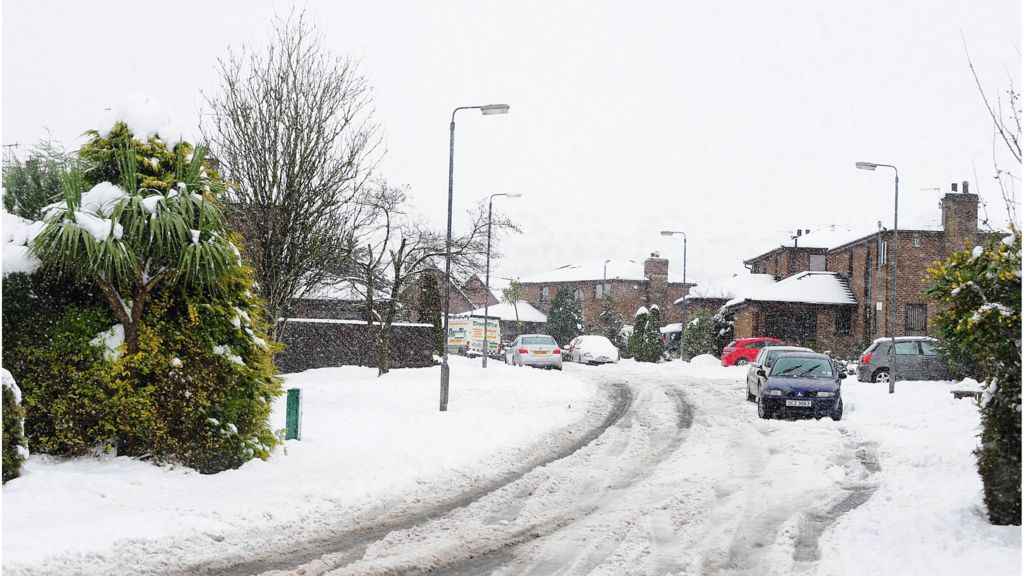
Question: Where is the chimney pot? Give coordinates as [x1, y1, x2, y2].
[951, 183, 958, 192]
[962, 181, 969, 194]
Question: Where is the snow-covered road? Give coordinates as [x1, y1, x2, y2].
[4, 357, 1019, 575]
[252, 361, 879, 576]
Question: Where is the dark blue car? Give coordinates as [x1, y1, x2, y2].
[754, 352, 844, 421]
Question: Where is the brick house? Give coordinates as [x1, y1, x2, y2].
[674, 273, 776, 327]
[517, 255, 692, 327]
[726, 185, 991, 355]
[401, 268, 487, 323]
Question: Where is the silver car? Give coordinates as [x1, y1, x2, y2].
[856, 337, 949, 383]
[746, 345, 813, 402]
[505, 334, 563, 370]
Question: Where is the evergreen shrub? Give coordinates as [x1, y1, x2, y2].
[928, 228, 1021, 525]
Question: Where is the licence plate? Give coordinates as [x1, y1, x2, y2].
[786, 399, 813, 407]
[531, 350, 547, 355]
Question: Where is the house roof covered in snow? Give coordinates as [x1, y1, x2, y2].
[725, 271, 856, 307]
[518, 258, 685, 284]
[454, 300, 547, 323]
[677, 273, 777, 304]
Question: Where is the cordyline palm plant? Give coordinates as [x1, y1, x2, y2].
[32, 135, 238, 356]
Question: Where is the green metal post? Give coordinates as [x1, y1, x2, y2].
[285, 388, 302, 440]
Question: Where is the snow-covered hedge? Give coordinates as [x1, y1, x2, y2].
[928, 227, 1021, 525]
[2, 368, 28, 483]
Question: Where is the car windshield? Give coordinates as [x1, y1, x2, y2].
[522, 336, 557, 346]
[770, 357, 834, 378]
[765, 350, 791, 366]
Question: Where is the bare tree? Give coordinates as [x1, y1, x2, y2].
[204, 12, 379, 341]
[353, 184, 519, 375]
[964, 37, 1021, 226]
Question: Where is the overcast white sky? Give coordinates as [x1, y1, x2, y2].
[3, 1, 1020, 286]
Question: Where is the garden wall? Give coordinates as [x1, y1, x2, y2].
[276, 319, 436, 373]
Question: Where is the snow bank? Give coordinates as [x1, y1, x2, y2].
[688, 353, 721, 366]
[819, 379, 1020, 575]
[1, 357, 602, 572]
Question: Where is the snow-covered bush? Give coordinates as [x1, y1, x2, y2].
[711, 306, 734, 357]
[928, 227, 1021, 525]
[2, 368, 28, 483]
[629, 306, 663, 363]
[596, 293, 626, 350]
[680, 310, 717, 361]
[5, 110, 282, 473]
[2, 140, 75, 220]
[545, 286, 582, 346]
[2, 273, 120, 455]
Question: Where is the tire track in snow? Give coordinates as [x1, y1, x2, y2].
[792, 440, 880, 563]
[436, 379, 696, 576]
[175, 379, 633, 576]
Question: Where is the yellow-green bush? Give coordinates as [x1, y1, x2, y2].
[4, 120, 282, 473]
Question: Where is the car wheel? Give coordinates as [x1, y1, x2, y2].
[736, 358, 749, 366]
[746, 387, 756, 403]
[757, 392, 771, 420]
[831, 397, 844, 421]
[872, 369, 890, 384]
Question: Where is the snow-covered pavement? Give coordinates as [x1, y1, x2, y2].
[2, 356, 1020, 575]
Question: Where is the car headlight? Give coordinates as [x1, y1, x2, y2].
[583, 352, 592, 357]
[816, 391, 836, 398]
[766, 390, 783, 396]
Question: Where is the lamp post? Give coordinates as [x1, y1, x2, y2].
[660, 231, 688, 357]
[483, 192, 521, 368]
[602, 259, 612, 295]
[440, 104, 510, 412]
[856, 161, 899, 394]
[659, 230, 687, 285]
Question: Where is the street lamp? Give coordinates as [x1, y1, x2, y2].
[440, 104, 510, 412]
[660, 230, 687, 285]
[602, 259, 612, 296]
[856, 161, 899, 394]
[483, 192, 521, 368]
[661, 230, 688, 357]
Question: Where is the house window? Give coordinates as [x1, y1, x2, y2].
[573, 287, 583, 301]
[836, 307, 852, 335]
[879, 239, 887, 267]
[596, 283, 606, 298]
[541, 286, 549, 302]
[913, 234, 921, 248]
[810, 254, 827, 271]
[906, 303, 927, 336]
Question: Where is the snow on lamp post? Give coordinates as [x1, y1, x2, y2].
[440, 104, 509, 412]
[483, 193, 521, 368]
[856, 161, 899, 394]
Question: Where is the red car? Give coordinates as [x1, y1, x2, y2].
[721, 337, 785, 366]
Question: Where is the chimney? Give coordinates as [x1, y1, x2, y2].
[644, 254, 669, 304]
[942, 182, 979, 254]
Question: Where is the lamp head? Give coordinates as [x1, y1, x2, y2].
[660, 231, 674, 236]
[480, 104, 510, 115]
[856, 162, 878, 171]
[507, 193, 522, 198]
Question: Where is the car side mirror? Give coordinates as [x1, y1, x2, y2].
[757, 369, 766, 378]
